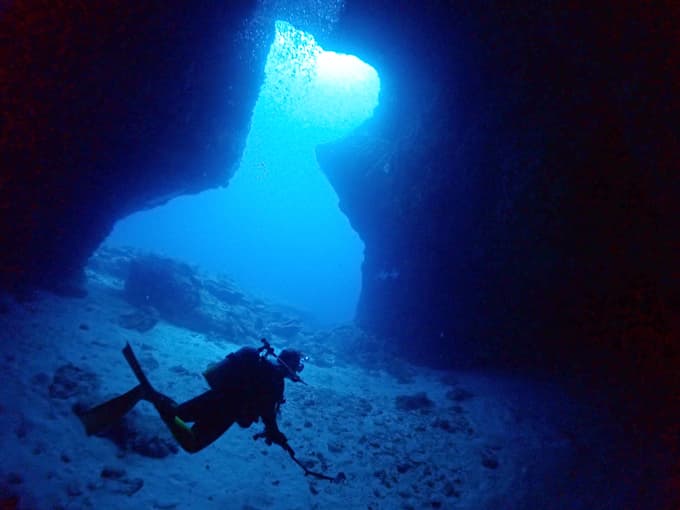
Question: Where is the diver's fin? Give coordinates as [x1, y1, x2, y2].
[123, 342, 177, 418]
[122, 342, 154, 395]
[76, 385, 144, 436]
[77, 344, 158, 436]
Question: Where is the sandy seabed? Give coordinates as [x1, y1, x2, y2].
[0, 265, 657, 510]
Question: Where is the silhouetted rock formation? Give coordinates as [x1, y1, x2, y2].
[1, 2, 676, 395]
[0, 1, 262, 292]
[317, 1, 678, 391]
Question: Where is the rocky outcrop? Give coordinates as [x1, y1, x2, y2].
[0, 1, 263, 293]
[124, 254, 202, 324]
[90, 246, 310, 344]
[0, 2, 676, 392]
[318, 2, 678, 388]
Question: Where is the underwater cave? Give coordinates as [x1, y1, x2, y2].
[107, 20, 380, 326]
[0, 2, 676, 509]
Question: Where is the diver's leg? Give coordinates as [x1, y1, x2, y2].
[154, 390, 233, 453]
[76, 385, 144, 435]
[162, 414, 234, 453]
[145, 390, 178, 418]
[174, 390, 223, 422]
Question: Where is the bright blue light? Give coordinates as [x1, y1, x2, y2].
[260, 20, 380, 140]
[107, 21, 380, 326]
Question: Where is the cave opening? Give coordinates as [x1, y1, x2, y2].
[105, 20, 380, 326]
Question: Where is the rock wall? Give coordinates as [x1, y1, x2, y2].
[0, 1, 262, 292]
[0, 2, 676, 390]
[318, 1, 678, 385]
[0, 0, 349, 297]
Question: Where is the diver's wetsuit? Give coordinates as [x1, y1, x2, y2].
[155, 354, 288, 453]
[78, 344, 298, 454]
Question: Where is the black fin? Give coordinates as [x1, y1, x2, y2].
[76, 385, 143, 436]
[77, 343, 155, 436]
[122, 342, 155, 394]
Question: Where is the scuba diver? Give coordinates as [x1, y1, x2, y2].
[78, 339, 305, 455]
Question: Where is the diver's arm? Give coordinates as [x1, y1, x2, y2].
[261, 409, 287, 446]
[258, 411, 295, 457]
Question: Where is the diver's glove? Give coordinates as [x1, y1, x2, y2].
[253, 429, 292, 453]
[253, 429, 290, 449]
[266, 429, 288, 447]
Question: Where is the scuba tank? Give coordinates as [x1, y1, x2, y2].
[203, 338, 305, 391]
[203, 346, 261, 391]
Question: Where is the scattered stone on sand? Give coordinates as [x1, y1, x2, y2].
[395, 392, 434, 412]
[139, 352, 160, 371]
[93, 410, 179, 459]
[481, 447, 500, 469]
[118, 308, 159, 332]
[30, 372, 50, 386]
[443, 479, 463, 498]
[373, 469, 396, 489]
[131, 434, 178, 458]
[66, 481, 83, 497]
[355, 398, 373, 417]
[48, 364, 100, 400]
[327, 440, 344, 453]
[100, 466, 126, 479]
[169, 365, 192, 377]
[111, 477, 144, 496]
[396, 462, 414, 473]
[433, 415, 475, 436]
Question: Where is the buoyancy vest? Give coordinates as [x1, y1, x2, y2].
[203, 346, 286, 428]
[203, 347, 262, 391]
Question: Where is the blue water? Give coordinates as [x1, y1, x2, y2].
[107, 21, 380, 326]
